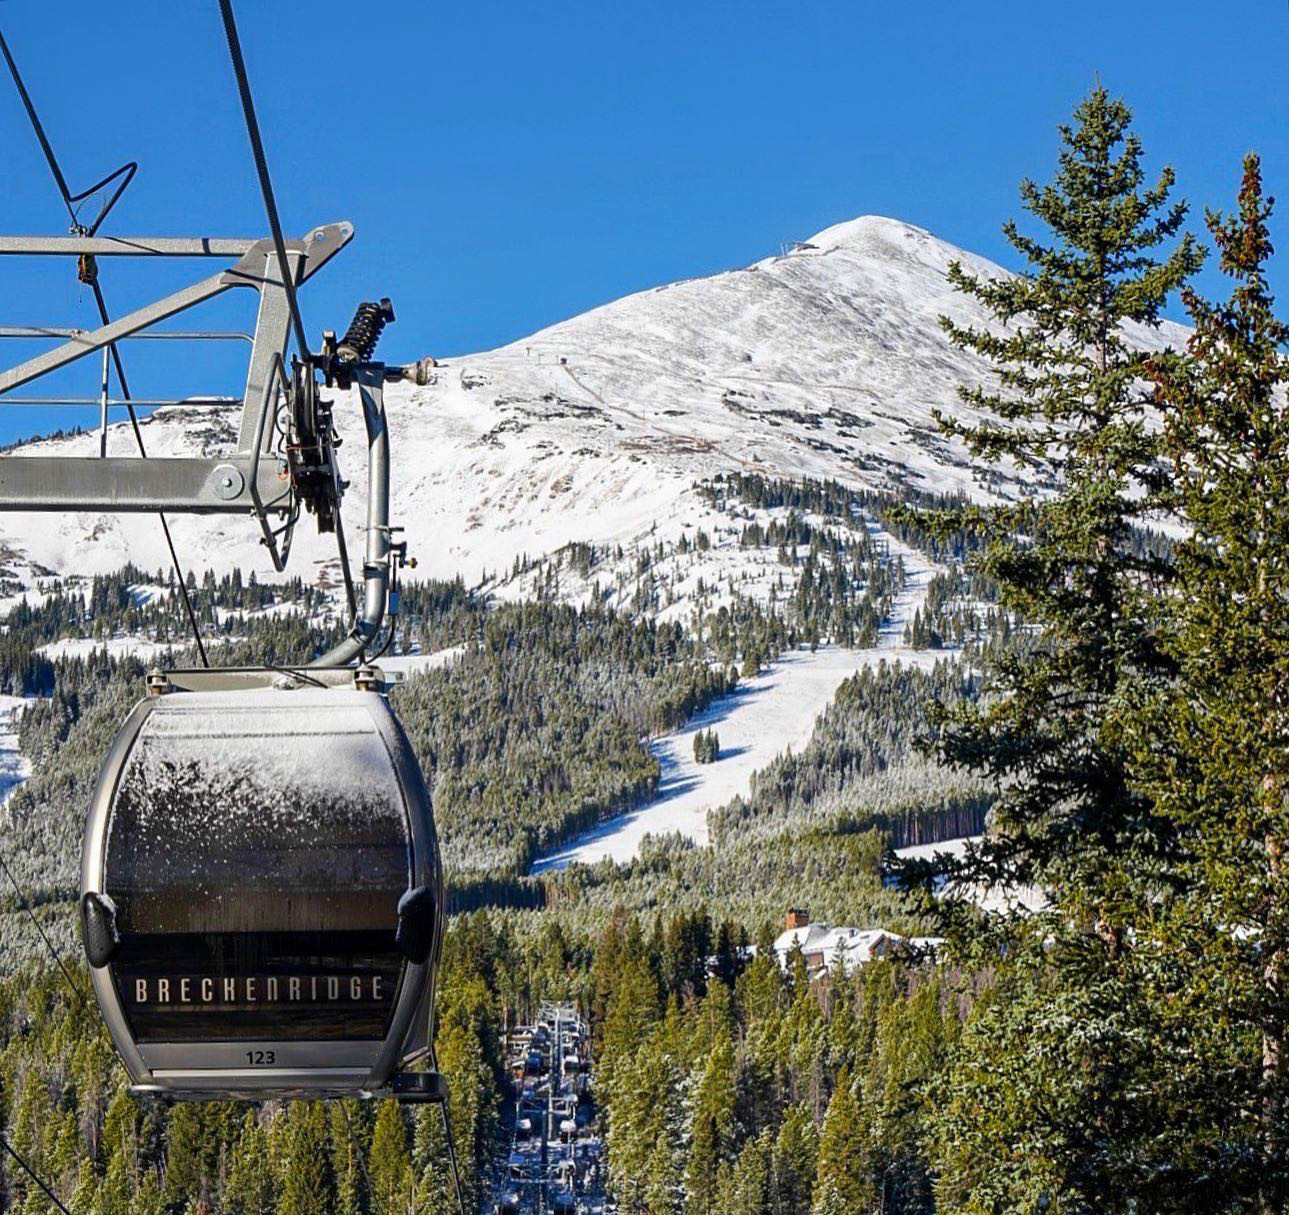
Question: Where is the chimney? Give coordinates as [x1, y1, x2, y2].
[786, 907, 810, 932]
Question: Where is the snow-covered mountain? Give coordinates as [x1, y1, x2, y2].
[0, 215, 1187, 597]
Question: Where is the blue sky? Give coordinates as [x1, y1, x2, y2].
[1, 1, 1287, 446]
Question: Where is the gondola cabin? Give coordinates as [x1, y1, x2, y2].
[79, 672, 442, 1101]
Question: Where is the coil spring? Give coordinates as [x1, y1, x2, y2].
[338, 298, 395, 363]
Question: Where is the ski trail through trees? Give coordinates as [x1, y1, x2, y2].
[532, 527, 942, 871]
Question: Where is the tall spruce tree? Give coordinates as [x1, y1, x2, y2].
[811, 1069, 870, 1214]
[224, 1113, 275, 1215]
[1139, 152, 1289, 1209]
[728, 1131, 773, 1215]
[898, 87, 1204, 1211]
[907, 84, 1201, 907]
[769, 1105, 816, 1215]
[684, 1031, 738, 1215]
[369, 1100, 412, 1214]
[276, 1103, 334, 1215]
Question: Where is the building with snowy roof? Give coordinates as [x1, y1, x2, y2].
[773, 908, 939, 977]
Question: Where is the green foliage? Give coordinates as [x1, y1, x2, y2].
[812, 1068, 871, 1213]
[593, 907, 951, 1215]
[0, 914, 511, 1215]
[1125, 152, 1289, 1206]
[908, 84, 1201, 902]
[546, 820, 919, 934]
[693, 728, 720, 764]
[892, 86, 1228, 1213]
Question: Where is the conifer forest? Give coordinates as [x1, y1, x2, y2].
[4, 82, 1289, 1215]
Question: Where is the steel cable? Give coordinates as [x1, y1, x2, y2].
[338, 1101, 383, 1214]
[215, 0, 311, 360]
[1, 1133, 74, 1215]
[0, 26, 136, 237]
[0, 23, 209, 666]
[430, 1047, 468, 1215]
[333, 499, 360, 626]
[88, 280, 210, 668]
[0, 849, 88, 1007]
[217, 0, 373, 638]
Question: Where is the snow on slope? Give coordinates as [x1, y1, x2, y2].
[533, 524, 943, 870]
[0, 696, 30, 812]
[37, 636, 173, 663]
[0, 216, 1188, 595]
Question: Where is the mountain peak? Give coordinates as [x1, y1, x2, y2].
[801, 214, 937, 252]
[799, 212, 933, 248]
[0, 213, 1181, 593]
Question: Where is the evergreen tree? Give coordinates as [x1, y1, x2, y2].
[370, 1100, 413, 1214]
[69, 1160, 97, 1215]
[1138, 152, 1289, 1208]
[811, 1069, 869, 1214]
[712, 921, 743, 990]
[769, 1104, 816, 1215]
[684, 1032, 738, 1215]
[727, 1131, 772, 1215]
[276, 1103, 334, 1215]
[896, 87, 1203, 1210]
[129, 1169, 164, 1215]
[601, 946, 662, 1087]
[693, 729, 721, 765]
[163, 1103, 204, 1208]
[326, 1105, 361, 1215]
[97, 1148, 134, 1215]
[908, 82, 1201, 905]
[224, 1113, 275, 1215]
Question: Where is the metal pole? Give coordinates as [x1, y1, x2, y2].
[309, 366, 391, 667]
[98, 346, 110, 457]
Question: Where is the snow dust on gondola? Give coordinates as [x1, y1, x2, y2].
[493, 1003, 609, 1215]
[81, 680, 443, 1100]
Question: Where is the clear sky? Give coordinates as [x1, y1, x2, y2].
[1, 0, 1287, 447]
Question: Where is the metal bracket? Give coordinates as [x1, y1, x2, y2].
[0, 221, 353, 520]
[0, 221, 402, 666]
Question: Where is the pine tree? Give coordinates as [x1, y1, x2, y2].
[129, 1169, 164, 1215]
[693, 729, 721, 765]
[808, 1182, 847, 1215]
[276, 1103, 334, 1215]
[327, 1105, 365, 1215]
[224, 1112, 275, 1215]
[97, 1147, 134, 1215]
[1138, 152, 1289, 1209]
[896, 86, 1203, 1210]
[646, 1126, 685, 1215]
[601, 946, 662, 1087]
[163, 1103, 204, 1208]
[811, 1068, 870, 1214]
[728, 1131, 772, 1215]
[69, 1160, 97, 1215]
[369, 1100, 413, 1214]
[907, 82, 1201, 907]
[769, 1104, 816, 1215]
[684, 1032, 738, 1215]
[712, 921, 742, 990]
